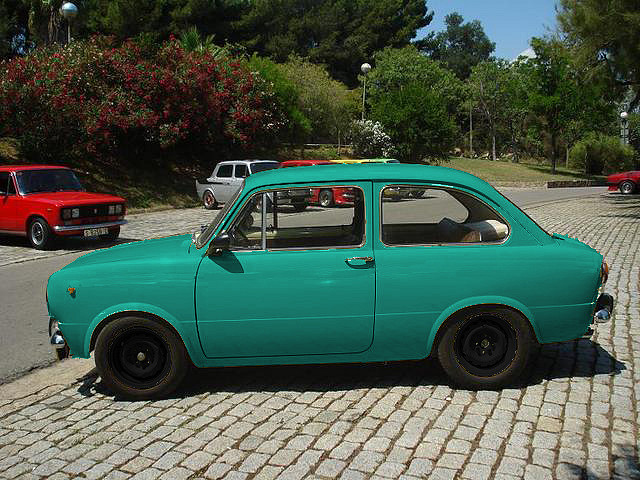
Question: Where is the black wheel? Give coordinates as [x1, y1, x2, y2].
[437, 307, 534, 390]
[318, 189, 334, 208]
[203, 190, 217, 209]
[101, 226, 120, 242]
[95, 316, 189, 400]
[620, 180, 635, 195]
[28, 217, 55, 250]
[292, 202, 307, 212]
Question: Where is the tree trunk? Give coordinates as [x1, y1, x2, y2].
[491, 128, 496, 161]
[565, 145, 569, 168]
[550, 130, 557, 174]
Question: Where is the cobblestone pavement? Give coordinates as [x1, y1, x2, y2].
[0, 194, 639, 480]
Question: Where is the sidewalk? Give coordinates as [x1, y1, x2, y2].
[0, 194, 639, 480]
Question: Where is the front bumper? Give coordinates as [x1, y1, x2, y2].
[49, 318, 66, 350]
[583, 293, 614, 337]
[53, 220, 127, 233]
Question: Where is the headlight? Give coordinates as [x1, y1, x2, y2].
[62, 209, 71, 220]
[108, 205, 116, 215]
[71, 208, 80, 218]
[115, 204, 123, 214]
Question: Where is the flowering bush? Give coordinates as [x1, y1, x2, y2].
[0, 36, 280, 163]
[349, 119, 394, 158]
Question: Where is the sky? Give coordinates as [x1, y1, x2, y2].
[416, 0, 559, 61]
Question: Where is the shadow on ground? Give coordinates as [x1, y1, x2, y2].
[0, 234, 139, 252]
[75, 339, 623, 401]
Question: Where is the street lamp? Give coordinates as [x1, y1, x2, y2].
[620, 110, 629, 145]
[360, 62, 371, 121]
[60, 2, 78, 44]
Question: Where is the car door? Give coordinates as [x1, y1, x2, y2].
[213, 163, 237, 203]
[195, 182, 375, 358]
[0, 172, 18, 231]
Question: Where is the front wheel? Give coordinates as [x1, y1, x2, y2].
[437, 307, 534, 390]
[28, 217, 55, 250]
[318, 189, 334, 208]
[620, 180, 635, 195]
[95, 316, 189, 400]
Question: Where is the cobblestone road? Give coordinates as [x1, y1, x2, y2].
[0, 194, 639, 480]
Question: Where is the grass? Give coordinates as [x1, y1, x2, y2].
[445, 157, 605, 187]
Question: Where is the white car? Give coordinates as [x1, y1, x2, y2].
[195, 160, 280, 209]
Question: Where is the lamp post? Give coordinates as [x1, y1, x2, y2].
[620, 110, 629, 145]
[60, 2, 78, 44]
[360, 62, 371, 121]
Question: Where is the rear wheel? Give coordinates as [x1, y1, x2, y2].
[437, 307, 534, 389]
[318, 189, 334, 208]
[28, 217, 55, 250]
[620, 180, 635, 195]
[95, 316, 189, 400]
[203, 190, 217, 209]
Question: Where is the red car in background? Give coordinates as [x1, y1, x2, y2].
[280, 160, 354, 207]
[0, 165, 127, 249]
[607, 171, 640, 194]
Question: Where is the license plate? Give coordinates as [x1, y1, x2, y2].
[84, 228, 108, 237]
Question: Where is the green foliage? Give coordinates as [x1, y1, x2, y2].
[416, 12, 495, 79]
[367, 45, 464, 116]
[568, 133, 635, 175]
[278, 56, 359, 144]
[234, 0, 432, 86]
[247, 54, 311, 144]
[372, 82, 457, 163]
[558, 0, 640, 109]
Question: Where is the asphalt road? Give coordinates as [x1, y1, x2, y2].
[0, 186, 609, 383]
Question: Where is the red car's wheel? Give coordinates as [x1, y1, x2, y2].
[28, 217, 55, 250]
[620, 180, 635, 195]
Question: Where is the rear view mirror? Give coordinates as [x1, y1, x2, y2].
[207, 233, 231, 256]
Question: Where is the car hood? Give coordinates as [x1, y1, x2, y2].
[65, 234, 194, 269]
[24, 192, 125, 206]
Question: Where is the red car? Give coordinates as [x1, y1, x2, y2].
[0, 165, 127, 249]
[280, 160, 354, 207]
[607, 171, 640, 194]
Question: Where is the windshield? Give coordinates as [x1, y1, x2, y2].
[15, 169, 84, 194]
[196, 182, 244, 248]
[250, 162, 280, 174]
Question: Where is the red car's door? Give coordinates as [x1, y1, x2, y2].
[0, 172, 19, 231]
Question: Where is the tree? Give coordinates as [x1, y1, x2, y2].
[557, 0, 640, 110]
[416, 12, 495, 79]
[371, 82, 457, 163]
[234, 0, 433, 86]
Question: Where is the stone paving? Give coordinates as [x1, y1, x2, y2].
[0, 194, 639, 480]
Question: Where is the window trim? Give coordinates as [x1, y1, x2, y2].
[378, 183, 511, 248]
[224, 185, 368, 252]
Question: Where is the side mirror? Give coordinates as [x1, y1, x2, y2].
[207, 233, 231, 256]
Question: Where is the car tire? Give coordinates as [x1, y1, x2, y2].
[203, 190, 218, 210]
[437, 306, 535, 390]
[95, 316, 189, 400]
[318, 189, 334, 208]
[101, 226, 120, 242]
[620, 180, 635, 195]
[292, 202, 308, 212]
[28, 217, 55, 250]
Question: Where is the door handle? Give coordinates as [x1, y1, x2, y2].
[346, 256, 374, 265]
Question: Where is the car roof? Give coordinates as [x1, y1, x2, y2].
[219, 160, 279, 165]
[281, 160, 334, 166]
[244, 163, 493, 193]
[0, 165, 70, 172]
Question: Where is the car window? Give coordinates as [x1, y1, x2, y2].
[7, 174, 15, 195]
[381, 185, 509, 245]
[235, 164, 249, 178]
[14, 169, 83, 194]
[0, 172, 9, 195]
[228, 186, 365, 250]
[250, 162, 280, 174]
[217, 164, 233, 178]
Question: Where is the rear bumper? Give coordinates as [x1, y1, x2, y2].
[53, 220, 127, 233]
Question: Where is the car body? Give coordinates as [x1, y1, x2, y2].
[195, 160, 280, 209]
[280, 159, 354, 207]
[607, 171, 640, 194]
[0, 165, 126, 249]
[330, 158, 400, 164]
[47, 164, 613, 398]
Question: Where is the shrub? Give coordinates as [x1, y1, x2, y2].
[349, 120, 394, 158]
[0, 36, 281, 164]
[568, 133, 635, 175]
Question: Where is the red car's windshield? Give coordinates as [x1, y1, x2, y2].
[15, 169, 84, 194]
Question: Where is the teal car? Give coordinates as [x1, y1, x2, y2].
[46, 164, 613, 399]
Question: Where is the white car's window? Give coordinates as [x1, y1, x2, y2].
[228, 186, 365, 250]
[235, 164, 249, 178]
[217, 164, 233, 178]
[381, 185, 509, 245]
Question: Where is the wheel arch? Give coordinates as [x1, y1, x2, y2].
[426, 298, 541, 357]
[25, 213, 49, 232]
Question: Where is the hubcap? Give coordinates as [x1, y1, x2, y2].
[31, 223, 44, 244]
[204, 192, 214, 207]
[454, 315, 517, 377]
